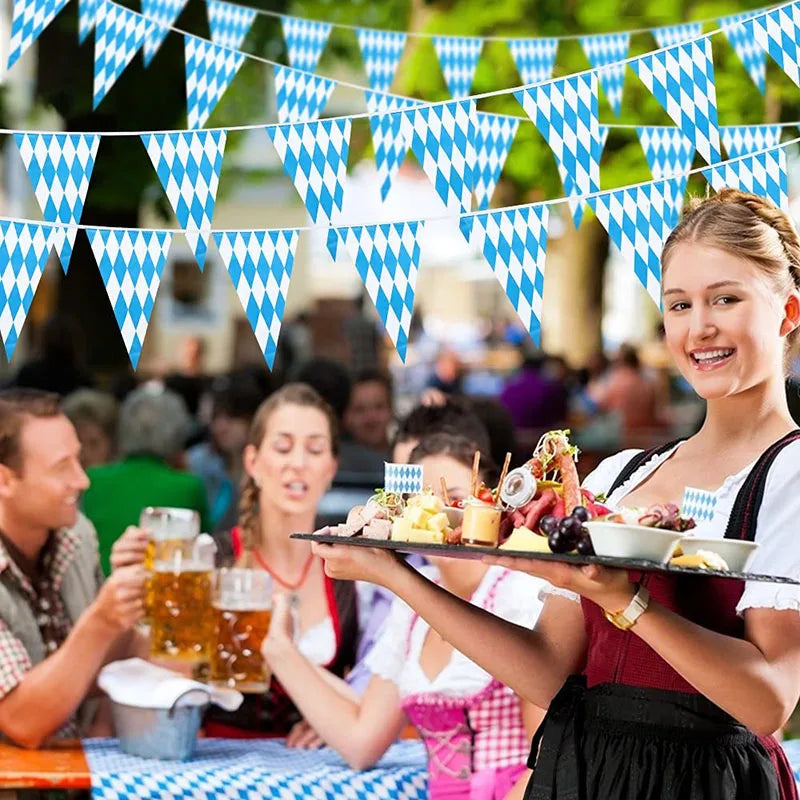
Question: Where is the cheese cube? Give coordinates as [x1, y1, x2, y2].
[427, 512, 450, 533]
[418, 494, 443, 514]
[391, 518, 413, 542]
[405, 506, 431, 527]
[407, 526, 444, 544]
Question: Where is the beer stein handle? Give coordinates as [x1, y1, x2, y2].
[193, 533, 218, 568]
[168, 688, 211, 718]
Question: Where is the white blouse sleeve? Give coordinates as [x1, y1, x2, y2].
[540, 449, 643, 604]
[737, 442, 800, 614]
[363, 596, 415, 684]
[487, 567, 547, 628]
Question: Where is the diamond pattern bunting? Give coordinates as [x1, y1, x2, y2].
[720, 11, 766, 92]
[280, 15, 332, 74]
[357, 28, 407, 93]
[652, 22, 703, 48]
[507, 38, 558, 85]
[580, 33, 630, 116]
[142, 0, 188, 66]
[473, 112, 520, 211]
[515, 73, 601, 227]
[400, 99, 476, 214]
[141, 129, 226, 270]
[630, 37, 721, 165]
[0, 221, 54, 360]
[273, 64, 336, 124]
[702, 148, 789, 211]
[636, 126, 695, 179]
[432, 35, 483, 98]
[365, 90, 418, 201]
[8, 0, 70, 69]
[86, 228, 172, 368]
[15, 132, 100, 274]
[207, 0, 256, 51]
[462, 204, 549, 346]
[213, 229, 299, 369]
[185, 34, 244, 129]
[589, 179, 678, 308]
[720, 124, 783, 159]
[336, 222, 423, 361]
[78, 0, 98, 45]
[742, 5, 800, 88]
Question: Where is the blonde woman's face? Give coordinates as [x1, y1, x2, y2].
[245, 403, 337, 516]
[662, 243, 796, 400]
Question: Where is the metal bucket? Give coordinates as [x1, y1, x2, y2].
[111, 689, 209, 761]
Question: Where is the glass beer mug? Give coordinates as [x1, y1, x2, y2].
[140, 507, 214, 661]
[210, 568, 272, 693]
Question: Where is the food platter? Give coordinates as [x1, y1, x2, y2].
[291, 532, 800, 585]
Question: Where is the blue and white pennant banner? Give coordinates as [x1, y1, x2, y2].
[213, 229, 299, 369]
[336, 222, 424, 362]
[185, 34, 244, 129]
[507, 38, 558, 85]
[432, 35, 483, 99]
[142, 0, 188, 66]
[273, 64, 336, 124]
[15, 132, 100, 274]
[365, 90, 418, 201]
[207, 0, 256, 51]
[702, 147, 789, 211]
[86, 228, 172, 368]
[652, 22, 703, 48]
[78, 0, 97, 44]
[580, 33, 630, 116]
[142, 129, 226, 270]
[357, 29, 407, 93]
[473, 112, 520, 211]
[720, 10, 766, 93]
[742, 4, 800, 88]
[281, 16, 332, 74]
[8, 0, 70, 68]
[720, 125, 783, 159]
[636, 126, 695, 179]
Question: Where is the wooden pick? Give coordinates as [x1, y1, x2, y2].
[470, 450, 481, 497]
[440, 476, 450, 505]
[495, 451, 512, 504]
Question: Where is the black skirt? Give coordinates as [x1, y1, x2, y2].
[525, 676, 782, 800]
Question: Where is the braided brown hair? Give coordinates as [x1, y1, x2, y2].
[238, 383, 339, 552]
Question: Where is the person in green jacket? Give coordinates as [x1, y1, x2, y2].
[82, 383, 211, 575]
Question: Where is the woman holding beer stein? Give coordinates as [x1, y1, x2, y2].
[262, 432, 547, 800]
[312, 190, 800, 799]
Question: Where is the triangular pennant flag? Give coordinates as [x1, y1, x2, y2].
[636, 126, 695, 179]
[742, 6, 800, 88]
[400, 99, 476, 214]
[15, 133, 101, 274]
[720, 125, 783, 159]
[273, 63, 336, 124]
[86, 228, 171, 368]
[667, 173, 688, 226]
[702, 148, 788, 211]
[78, 0, 98, 45]
[142, 0, 188, 66]
[8, 0, 70, 68]
[515, 73, 601, 227]
[597, 124, 610, 153]
[336, 221, 423, 361]
[267, 118, 351, 252]
[507, 38, 558, 85]
[589, 179, 676, 308]
[462, 204, 549, 346]
[207, 0, 256, 51]
[652, 22, 703, 49]
[357, 29, 407, 93]
[630, 37, 721, 165]
[580, 33, 630, 116]
[213, 229, 299, 369]
[432, 35, 483, 98]
[280, 15, 332, 74]
[365, 90, 418, 201]
[185, 34, 244, 129]
[720, 11, 766, 93]
[141, 129, 226, 270]
[0, 221, 54, 360]
[473, 112, 520, 211]
[93, 0, 154, 109]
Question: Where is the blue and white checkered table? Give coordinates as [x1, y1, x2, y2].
[83, 737, 428, 799]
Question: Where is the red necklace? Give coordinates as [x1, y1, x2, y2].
[253, 549, 315, 591]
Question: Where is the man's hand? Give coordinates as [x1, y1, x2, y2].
[89, 566, 146, 633]
[286, 719, 325, 749]
[110, 526, 150, 570]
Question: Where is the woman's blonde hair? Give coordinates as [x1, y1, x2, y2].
[661, 189, 800, 351]
[238, 383, 339, 551]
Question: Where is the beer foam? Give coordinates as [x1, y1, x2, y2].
[213, 601, 271, 612]
[153, 560, 212, 573]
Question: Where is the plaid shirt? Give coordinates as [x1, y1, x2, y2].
[0, 525, 86, 739]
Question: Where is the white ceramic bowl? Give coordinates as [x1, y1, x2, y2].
[585, 521, 683, 564]
[444, 506, 464, 528]
[677, 537, 760, 573]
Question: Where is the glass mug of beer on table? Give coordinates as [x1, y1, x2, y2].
[210, 568, 272, 693]
[141, 507, 213, 661]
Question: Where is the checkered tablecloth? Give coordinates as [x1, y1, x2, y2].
[83, 737, 428, 799]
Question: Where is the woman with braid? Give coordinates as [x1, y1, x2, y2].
[313, 190, 800, 799]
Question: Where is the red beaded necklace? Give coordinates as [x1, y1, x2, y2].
[253, 549, 315, 591]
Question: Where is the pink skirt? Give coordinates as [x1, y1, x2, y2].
[429, 763, 527, 800]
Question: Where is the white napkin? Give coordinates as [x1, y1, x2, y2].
[98, 658, 243, 712]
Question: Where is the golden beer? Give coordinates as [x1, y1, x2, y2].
[210, 603, 272, 692]
[149, 566, 213, 660]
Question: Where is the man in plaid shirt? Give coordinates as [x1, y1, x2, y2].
[0, 389, 146, 748]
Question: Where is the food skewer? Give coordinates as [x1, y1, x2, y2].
[495, 452, 512, 505]
[470, 451, 481, 498]
[440, 476, 451, 506]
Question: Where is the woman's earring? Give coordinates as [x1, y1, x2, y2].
[253, 476, 262, 489]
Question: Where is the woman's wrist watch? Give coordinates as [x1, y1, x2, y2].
[603, 584, 651, 631]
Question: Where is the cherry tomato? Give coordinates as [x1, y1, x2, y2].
[477, 487, 495, 504]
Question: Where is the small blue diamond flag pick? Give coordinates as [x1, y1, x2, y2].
[719, 11, 766, 93]
[207, 0, 256, 51]
[184, 34, 244, 129]
[473, 112, 520, 211]
[432, 35, 483, 99]
[357, 28, 407, 93]
[506, 37, 558, 85]
[141, 129, 226, 270]
[579, 33, 630, 116]
[273, 64, 336, 124]
[0, 221, 55, 360]
[652, 22, 703, 48]
[365, 90, 418, 201]
[742, 5, 800, 88]
[212, 229, 299, 369]
[720, 125, 783, 159]
[141, 0, 188, 66]
[681, 486, 718, 523]
[281, 15, 332, 74]
[384, 462, 424, 495]
[702, 148, 789, 212]
[86, 228, 172, 369]
[14, 132, 100, 274]
[8, 0, 70, 69]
